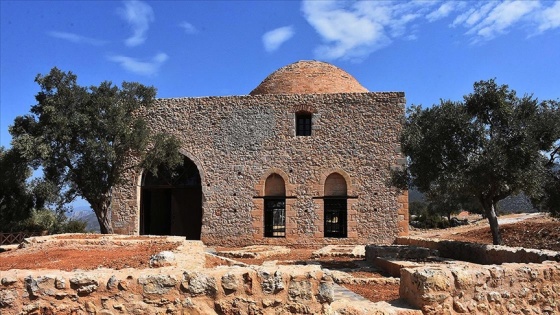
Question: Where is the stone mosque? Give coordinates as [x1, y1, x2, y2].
[110, 60, 409, 246]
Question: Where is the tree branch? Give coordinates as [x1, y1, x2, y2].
[548, 145, 559, 166]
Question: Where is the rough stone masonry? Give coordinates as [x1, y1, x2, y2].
[110, 60, 409, 246]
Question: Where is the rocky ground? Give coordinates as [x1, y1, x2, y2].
[1, 212, 558, 307]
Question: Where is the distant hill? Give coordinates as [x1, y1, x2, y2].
[407, 189, 536, 214]
[408, 188, 424, 202]
[68, 206, 100, 233]
[496, 194, 537, 214]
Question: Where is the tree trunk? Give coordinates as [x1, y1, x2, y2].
[90, 197, 114, 234]
[94, 208, 113, 234]
[482, 199, 502, 245]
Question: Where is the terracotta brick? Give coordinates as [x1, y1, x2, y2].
[249, 61, 368, 95]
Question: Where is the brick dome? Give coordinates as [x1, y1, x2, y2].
[249, 60, 368, 95]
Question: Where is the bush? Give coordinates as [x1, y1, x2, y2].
[16, 209, 87, 234]
[409, 201, 451, 229]
[62, 219, 88, 233]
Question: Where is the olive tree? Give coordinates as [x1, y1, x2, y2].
[10, 68, 182, 233]
[399, 79, 559, 244]
[0, 147, 34, 231]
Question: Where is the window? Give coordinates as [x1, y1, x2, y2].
[296, 112, 312, 136]
[264, 198, 286, 237]
[264, 174, 286, 237]
[324, 173, 348, 238]
[324, 198, 347, 238]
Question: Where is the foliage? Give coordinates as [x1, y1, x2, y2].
[16, 208, 88, 234]
[533, 108, 560, 216]
[409, 201, 450, 229]
[398, 79, 559, 244]
[9, 68, 182, 233]
[409, 194, 476, 229]
[533, 159, 560, 217]
[0, 147, 34, 231]
[0, 146, 88, 233]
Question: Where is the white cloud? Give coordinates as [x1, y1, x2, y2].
[117, 0, 154, 47]
[48, 31, 107, 46]
[301, 0, 438, 61]
[538, 1, 560, 32]
[180, 21, 198, 34]
[302, 0, 560, 61]
[108, 52, 168, 76]
[262, 26, 295, 52]
[453, 3, 497, 27]
[302, 1, 389, 61]
[426, 2, 458, 22]
[467, 1, 540, 40]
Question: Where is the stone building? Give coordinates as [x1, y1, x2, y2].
[110, 60, 409, 246]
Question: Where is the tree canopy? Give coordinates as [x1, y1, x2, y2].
[398, 79, 559, 245]
[0, 146, 88, 233]
[9, 68, 182, 233]
[0, 147, 34, 230]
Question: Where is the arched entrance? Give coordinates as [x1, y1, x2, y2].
[140, 156, 202, 240]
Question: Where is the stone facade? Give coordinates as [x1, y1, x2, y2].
[110, 61, 408, 246]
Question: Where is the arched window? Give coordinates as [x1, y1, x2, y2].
[264, 174, 286, 237]
[296, 111, 312, 136]
[324, 173, 347, 238]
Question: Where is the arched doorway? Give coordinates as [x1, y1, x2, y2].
[140, 156, 202, 240]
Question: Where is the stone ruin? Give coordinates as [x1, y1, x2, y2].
[1, 233, 559, 314]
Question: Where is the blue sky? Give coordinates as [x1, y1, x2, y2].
[2, 0, 559, 149]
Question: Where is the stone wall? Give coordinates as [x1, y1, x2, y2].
[396, 237, 560, 264]
[400, 262, 560, 314]
[111, 92, 408, 246]
[0, 265, 335, 315]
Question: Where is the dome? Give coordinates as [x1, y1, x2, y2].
[249, 60, 368, 95]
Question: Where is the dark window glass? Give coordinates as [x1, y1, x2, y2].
[324, 198, 347, 238]
[264, 198, 286, 237]
[296, 112, 312, 136]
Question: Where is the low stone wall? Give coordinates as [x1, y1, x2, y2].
[396, 236, 560, 264]
[0, 265, 335, 315]
[400, 262, 560, 314]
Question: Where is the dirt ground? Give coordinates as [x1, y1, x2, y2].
[0, 239, 181, 271]
[413, 213, 560, 251]
[0, 213, 557, 303]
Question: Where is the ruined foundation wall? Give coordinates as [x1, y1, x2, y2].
[0, 265, 334, 315]
[400, 262, 560, 314]
[396, 237, 560, 264]
[111, 92, 408, 246]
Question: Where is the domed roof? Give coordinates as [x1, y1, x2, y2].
[249, 60, 368, 95]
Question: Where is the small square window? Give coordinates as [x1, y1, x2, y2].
[296, 112, 312, 136]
